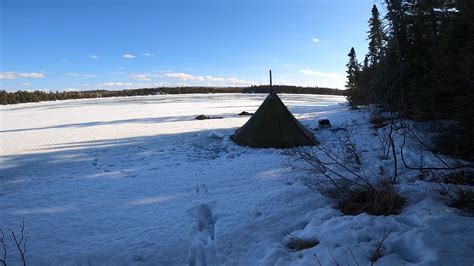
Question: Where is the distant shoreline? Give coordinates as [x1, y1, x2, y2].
[1, 85, 346, 105]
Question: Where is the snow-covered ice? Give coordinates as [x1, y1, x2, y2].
[1, 93, 473, 265]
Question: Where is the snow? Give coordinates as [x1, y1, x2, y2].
[207, 131, 225, 139]
[1, 93, 473, 265]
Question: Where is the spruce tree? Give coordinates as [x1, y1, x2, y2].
[367, 4, 384, 67]
[346, 47, 361, 104]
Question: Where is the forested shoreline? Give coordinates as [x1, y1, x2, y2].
[345, 0, 473, 160]
[0, 85, 345, 105]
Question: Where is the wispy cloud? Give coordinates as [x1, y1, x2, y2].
[122, 54, 136, 59]
[19, 82, 31, 86]
[312, 38, 321, 43]
[143, 53, 153, 57]
[0, 72, 46, 80]
[89, 55, 99, 59]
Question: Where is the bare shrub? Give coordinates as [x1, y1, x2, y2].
[287, 143, 374, 196]
[398, 120, 472, 171]
[376, 128, 391, 160]
[442, 170, 474, 186]
[433, 128, 474, 162]
[435, 171, 474, 214]
[369, 112, 388, 129]
[287, 130, 405, 216]
[451, 189, 474, 213]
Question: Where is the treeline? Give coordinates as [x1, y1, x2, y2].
[346, 0, 474, 160]
[0, 85, 345, 105]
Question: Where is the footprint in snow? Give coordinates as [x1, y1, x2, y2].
[187, 204, 218, 266]
[195, 184, 209, 194]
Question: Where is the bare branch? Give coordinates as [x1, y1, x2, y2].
[0, 230, 6, 266]
[345, 247, 360, 266]
[9, 219, 26, 266]
[371, 227, 396, 265]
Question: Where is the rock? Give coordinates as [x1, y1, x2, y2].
[318, 119, 331, 129]
[195, 114, 209, 120]
[238, 111, 253, 116]
[195, 115, 223, 120]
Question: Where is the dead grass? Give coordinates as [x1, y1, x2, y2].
[369, 113, 388, 129]
[443, 170, 474, 186]
[338, 181, 405, 216]
[435, 171, 474, 214]
[451, 190, 474, 214]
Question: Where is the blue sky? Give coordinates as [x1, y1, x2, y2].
[1, 0, 378, 91]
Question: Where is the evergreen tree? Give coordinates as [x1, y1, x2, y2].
[366, 5, 385, 67]
[346, 47, 361, 104]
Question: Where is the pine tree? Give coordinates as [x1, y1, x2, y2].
[346, 47, 361, 104]
[367, 5, 385, 67]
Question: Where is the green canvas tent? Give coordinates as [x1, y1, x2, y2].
[230, 90, 319, 148]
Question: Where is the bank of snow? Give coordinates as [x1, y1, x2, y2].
[0, 94, 473, 265]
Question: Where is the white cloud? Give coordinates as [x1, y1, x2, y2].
[132, 74, 151, 81]
[122, 54, 136, 59]
[204, 75, 225, 82]
[227, 77, 253, 85]
[131, 73, 163, 81]
[143, 53, 153, 57]
[300, 69, 340, 79]
[163, 72, 253, 85]
[128, 71, 257, 86]
[89, 55, 99, 59]
[97, 81, 170, 88]
[65, 72, 98, 78]
[0, 72, 46, 80]
[163, 72, 203, 81]
[312, 38, 321, 43]
[19, 82, 31, 86]
[299, 69, 345, 89]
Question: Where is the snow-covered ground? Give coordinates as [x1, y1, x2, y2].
[1, 93, 473, 265]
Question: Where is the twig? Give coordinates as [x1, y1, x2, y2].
[370, 227, 396, 265]
[313, 253, 322, 266]
[399, 128, 472, 171]
[0, 230, 6, 266]
[328, 247, 340, 266]
[345, 247, 359, 266]
[9, 219, 26, 266]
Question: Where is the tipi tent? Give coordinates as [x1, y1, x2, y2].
[231, 71, 319, 148]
